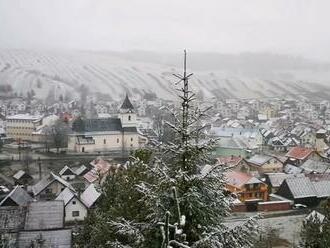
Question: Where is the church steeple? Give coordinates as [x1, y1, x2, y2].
[118, 94, 136, 127]
[120, 94, 134, 111]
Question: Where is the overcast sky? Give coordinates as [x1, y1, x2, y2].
[0, 0, 329, 61]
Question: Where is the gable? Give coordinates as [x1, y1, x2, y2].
[0, 197, 18, 207]
[62, 169, 75, 176]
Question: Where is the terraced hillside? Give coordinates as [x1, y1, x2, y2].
[0, 49, 330, 101]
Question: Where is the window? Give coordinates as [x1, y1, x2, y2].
[128, 115, 131, 121]
[104, 139, 106, 144]
[72, 201, 76, 205]
[117, 138, 119, 143]
[72, 211, 80, 217]
[131, 137, 133, 142]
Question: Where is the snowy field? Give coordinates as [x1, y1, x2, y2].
[1, 50, 330, 101]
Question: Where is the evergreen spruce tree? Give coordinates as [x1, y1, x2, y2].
[300, 199, 330, 248]
[75, 51, 258, 247]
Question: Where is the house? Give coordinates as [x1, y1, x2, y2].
[68, 94, 147, 153]
[225, 171, 268, 203]
[217, 156, 247, 167]
[276, 177, 330, 206]
[30, 172, 75, 200]
[24, 201, 64, 230]
[12, 170, 33, 185]
[83, 157, 112, 184]
[17, 229, 72, 248]
[18, 201, 72, 247]
[0, 186, 32, 207]
[211, 128, 263, 158]
[276, 177, 317, 206]
[55, 187, 88, 222]
[0, 201, 72, 247]
[217, 156, 259, 176]
[59, 165, 77, 181]
[264, 173, 305, 193]
[246, 154, 283, 174]
[285, 147, 316, 165]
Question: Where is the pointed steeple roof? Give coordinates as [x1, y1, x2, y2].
[120, 94, 134, 110]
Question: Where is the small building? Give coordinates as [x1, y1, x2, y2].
[264, 173, 305, 193]
[12, 170, 33, 185]
[225, 171, 268, 203]
[276, 177, 320, 206]
[55, 187, 88, 222]
[0, 186, 32, 207]
[31, 172, 75, 200]
[285, 147, 316, 165]
[247, 154, 283, 174]
[59, 165, 77, 181]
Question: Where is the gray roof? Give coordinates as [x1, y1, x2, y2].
[266, 173, 294, 188]
[0, 186, 32, 206]
[267, 173, 305, 188]
[123, 126, 137, 132]
[24, 201, 64, 230]
[0, 206, 26, 232]
[285, 177, 317, 199]
[32, 172, 75, 196]
[120, 94, 134, 110]
[12, 170, 27, 180]
[59, 165, 76, 176]
[18, 229, 72, 248]
[313, 180, 330, 198]
[72, 118, 122, 132]
[284, 164, 303, 174]
[247, 154, 272, 166]
[55, 187, 75, 206]
[75, 165, 89, 176]
[301, 159, 330, 174]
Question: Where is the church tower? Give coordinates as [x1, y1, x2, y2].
[118, 94, 137, 128]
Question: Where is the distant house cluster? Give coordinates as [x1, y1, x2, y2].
[0, 156, 116, 246]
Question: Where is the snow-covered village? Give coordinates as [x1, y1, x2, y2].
[1, 1, 330, 247]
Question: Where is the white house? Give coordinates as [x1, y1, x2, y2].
[55, 187, 88, 222]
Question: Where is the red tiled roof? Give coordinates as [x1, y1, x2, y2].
[285, 147, 314, 160]
[225, 171, 253, 188]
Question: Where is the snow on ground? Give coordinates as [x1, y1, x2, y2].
[1, 50, 330, 101]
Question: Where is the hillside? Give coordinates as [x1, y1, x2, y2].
[1, 49, 330, 101]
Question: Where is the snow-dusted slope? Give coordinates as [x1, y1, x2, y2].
[0, 50, 330, 101]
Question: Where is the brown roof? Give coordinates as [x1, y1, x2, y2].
[225, 171, 262, 189]
[285, 147, 314, 160]
[217, 156, 243, 167]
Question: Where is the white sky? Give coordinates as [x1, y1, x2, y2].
[0, 0, 329, 61]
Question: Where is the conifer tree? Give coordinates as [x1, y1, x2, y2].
[75, 51, 258, 247]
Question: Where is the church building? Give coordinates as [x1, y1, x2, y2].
[67, 95, 147, 153]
